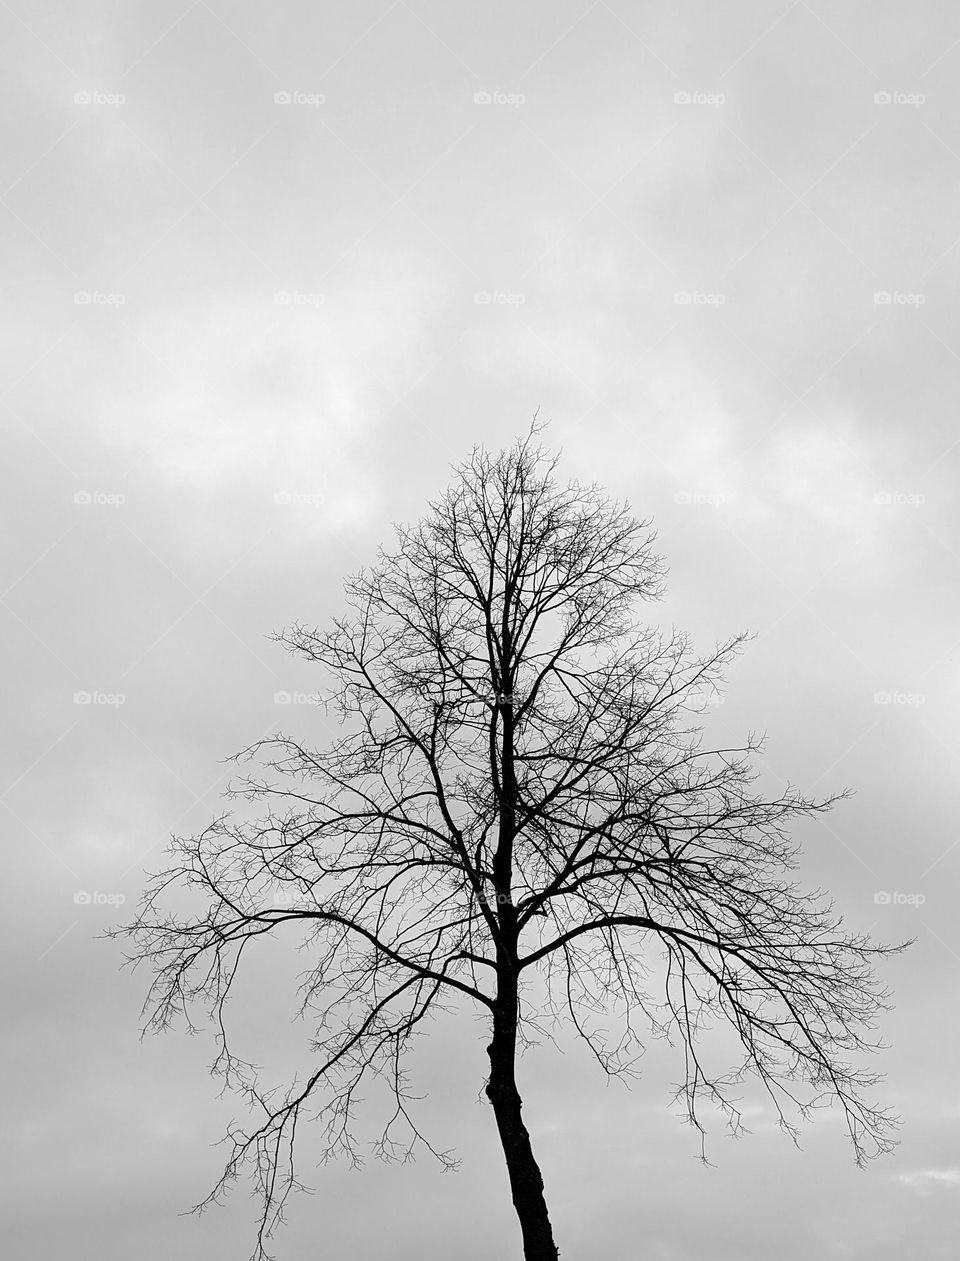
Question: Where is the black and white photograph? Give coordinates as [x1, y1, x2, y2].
[3, 3, 958, 1258]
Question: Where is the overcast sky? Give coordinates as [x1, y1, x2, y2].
[4, 2, 960, 1258]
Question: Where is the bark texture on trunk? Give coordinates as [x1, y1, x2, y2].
[486, 1011, 560, 1261]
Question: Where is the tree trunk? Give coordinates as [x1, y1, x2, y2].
[485, 1010, 560, 1261]
[486, 632, 558, 1257]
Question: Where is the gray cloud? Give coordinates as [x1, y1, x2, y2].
[3, 2, 959, 1257]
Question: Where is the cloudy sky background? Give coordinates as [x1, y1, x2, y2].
[4, 1, 960, 1257]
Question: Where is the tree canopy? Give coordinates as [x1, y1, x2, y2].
[118, 426, 903, 1260]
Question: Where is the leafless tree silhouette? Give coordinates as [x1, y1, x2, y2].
[115, 424, 904, 1261]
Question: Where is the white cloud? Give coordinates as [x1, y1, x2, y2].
[79, 254, 450, 498]
[896, 1168, 960, 1194]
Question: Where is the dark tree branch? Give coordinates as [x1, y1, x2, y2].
[113, 422, 905, 1261]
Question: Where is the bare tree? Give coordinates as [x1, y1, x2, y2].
[116, 425, 904, 1261]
